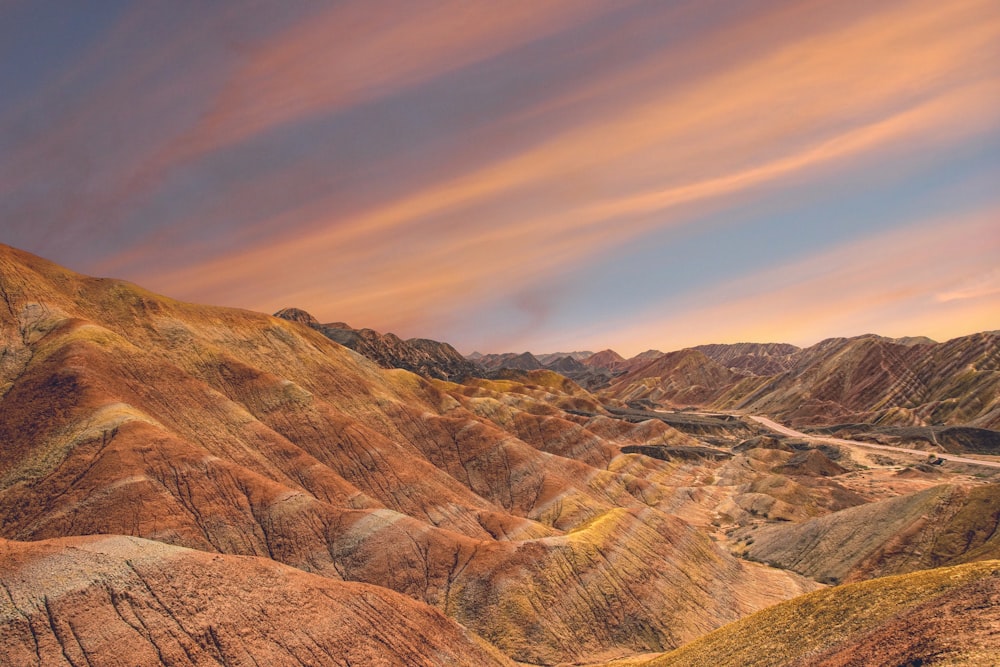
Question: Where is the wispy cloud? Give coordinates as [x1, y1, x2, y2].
[123, 0, 1000, 338]
[3, 0, 998, 350]
[936, 269, 1000, 303]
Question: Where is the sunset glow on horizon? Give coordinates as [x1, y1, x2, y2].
[3, 0, 998, 356]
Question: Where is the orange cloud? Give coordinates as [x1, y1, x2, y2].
[101, 0, 1000, 342]
[133, 0, 617, 174]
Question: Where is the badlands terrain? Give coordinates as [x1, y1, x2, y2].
[1, 243, 999, 665]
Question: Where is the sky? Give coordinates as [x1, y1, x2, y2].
[2, 0, 998, 356]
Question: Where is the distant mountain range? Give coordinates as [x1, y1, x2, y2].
[300, 314, 996, 431]
[465, 336, 998, 430]
[601, 335, 999, 429]
[275, 307, 482, 381]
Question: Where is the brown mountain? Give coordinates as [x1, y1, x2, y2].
[535, 350, 594, 365]
[714, 333, 1000, 427]
[0, 244, 817, 665]
[542, 354, 622, 391]
[0, 534, 512, 666]
[608, 349, 741, 406]
[476, 351, 544, 371]
[733, 483, 1000, 584]
[543, 354, 588, 374]
[582, 348, 627, 371]
[619, 349, 666, 372]
[274, 307, 481, 381]
[692, 342, 801, 376]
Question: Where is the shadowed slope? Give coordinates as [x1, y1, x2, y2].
[0, 244, 816, 664]
[475, 351, 545, 371]
[274, 307, 482, 381]
[621, 560, 1000, 667]
[0, 535, 512, 666]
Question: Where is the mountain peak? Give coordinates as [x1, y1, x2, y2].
[274, 307, 320, 327]
[582, 349, 626, 369]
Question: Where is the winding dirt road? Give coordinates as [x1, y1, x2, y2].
[748, 415, 1000, 471]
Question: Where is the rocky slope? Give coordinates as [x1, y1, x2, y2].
[274, 307, 481, 381]
[714, 333, 1000, 428]
[607, 349, 741, 406]
[475, 351, 544, 371]
[692, 342, 801, 376]
[627, 349, 665, 363]
[543, 354, 588, 374]
[621, 559, 1000, 667]
[535, 350, 593, 365]
[604, 334, 1000, 429]
[543, 354, 620, 391]
[582, 349, 627, 371]
[733, 483, 1000, 584]
[0, 244, 817, 665]
[0, 534, 511, 666]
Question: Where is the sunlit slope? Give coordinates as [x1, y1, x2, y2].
[606, 335, 1000, 429]
[622, 560, 1000, 667]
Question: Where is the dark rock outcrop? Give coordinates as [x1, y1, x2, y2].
[620, 444, 733, 462]
[275, 307, 482, 381]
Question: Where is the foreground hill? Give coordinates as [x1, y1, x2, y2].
[622, 559, 1000, 667]
[0, 244, 815, 664]
[0, 534, 511, 666]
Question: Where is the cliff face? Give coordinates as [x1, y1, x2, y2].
[274, 307, 482, 381]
